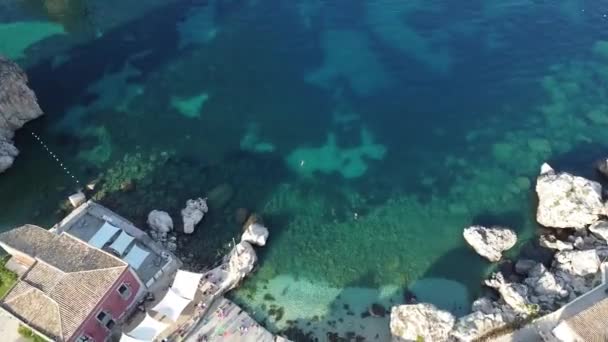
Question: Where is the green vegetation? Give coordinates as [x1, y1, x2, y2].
[18, 325, 47, 342]
[0, 255, 17, 299]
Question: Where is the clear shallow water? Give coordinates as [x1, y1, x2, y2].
[2, 0, 608, 340]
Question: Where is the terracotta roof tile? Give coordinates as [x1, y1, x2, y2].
[563, 296, 608, 342]
[0, 225, 129, 341]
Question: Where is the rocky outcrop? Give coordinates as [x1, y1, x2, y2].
[535, 163, 604, 229]
[0, 56, 43, 173]
[147, 210, 173, 234]
[390, 304, 455, 342]
[450, 310, 511, 341]
[589, 221, 608, 242]
[463, 225, 517, 262]
[484, 273, 532, 314]
[539, 234, 573, 251]
[226, 241, 257, 289]
[595, 158, 608, 178]
[554, 249, 601, 277]
[523, 264, 568, 310]
[181, 197, 208, 234]
[241, 223, 269, 246]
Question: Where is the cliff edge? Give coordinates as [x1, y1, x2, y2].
[0, 55, 42, 172]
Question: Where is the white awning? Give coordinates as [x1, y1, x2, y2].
[124, 244, 150, 270]
[119, 334, 148, 342]
[151, 288, 191, 321]
[172, 269, 203, 300]
[89, 222, 120, 248]
[109, 230, 135, 256]
[125, 313, 168, 341]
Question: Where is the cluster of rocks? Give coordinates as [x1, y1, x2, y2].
[144, 191, 271, 289]
[222, 212, 271, 290]
[390, 163, 608, 341]
[146, 197, 209, 252]
[0, 56, 43, 173]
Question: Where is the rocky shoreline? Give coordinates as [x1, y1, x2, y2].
[390, 162, 608, 341]
[0, 55, 43, 173]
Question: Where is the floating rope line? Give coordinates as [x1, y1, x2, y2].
[30, 131, 81, 186]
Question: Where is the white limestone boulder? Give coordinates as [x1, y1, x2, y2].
[228, 241, 257, 281]
[390, 304, 454, 342]
[241, 223, 269, 246]
[450, 311, 510, 342]
[535, 163, 604, 229]
[463, 226, 517, 262]
[147, 210, 173, 233]
[539, 234, 573, 251]
[484, 273, 531, 314]
[181, 197, 208, 234]
[589, 221, 608, 242]
[554, 249, 601, 277]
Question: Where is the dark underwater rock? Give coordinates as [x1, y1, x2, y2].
[207, 183, 234, 209]
[0, 55, 43, 173]
[369, 303, 386, 317]
[235, 207, 250, 225]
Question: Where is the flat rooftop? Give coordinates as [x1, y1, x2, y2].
[53, 201, 180, 286]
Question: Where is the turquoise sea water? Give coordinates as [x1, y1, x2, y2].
[2, 0, 608, 340]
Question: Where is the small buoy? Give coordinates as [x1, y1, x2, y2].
[300, 160, 305, 167]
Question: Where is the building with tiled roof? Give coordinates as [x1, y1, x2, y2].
[552, 296, 608, 342]
[0, 225, 145, 342]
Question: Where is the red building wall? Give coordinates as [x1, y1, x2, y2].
[71, 269, 142, 342]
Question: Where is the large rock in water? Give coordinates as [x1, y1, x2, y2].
[147, 210, 173, 234]
[181, 198, 208, 234]
[241, 223, 269, 246]
[390, 304, 455, 342]
[226, 241, 257, 289]
[535, 163, 605, 229]
[0, 56, 43, 172]
[463, 226, 517, 262]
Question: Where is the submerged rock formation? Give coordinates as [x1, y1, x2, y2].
[181, 197, 208, 234]
[463, 225, 517, 262]
[535, 163, 604, 229]
[389, 304, 454, 342]
[0, 56, 43, 172]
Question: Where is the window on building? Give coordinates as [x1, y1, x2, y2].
[95, 311, 107, 322]
[117, 283, 131, 299]
[105, 319, 115, 330]
[76, 335, 94, 342]
[95, 310, 114, 330]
